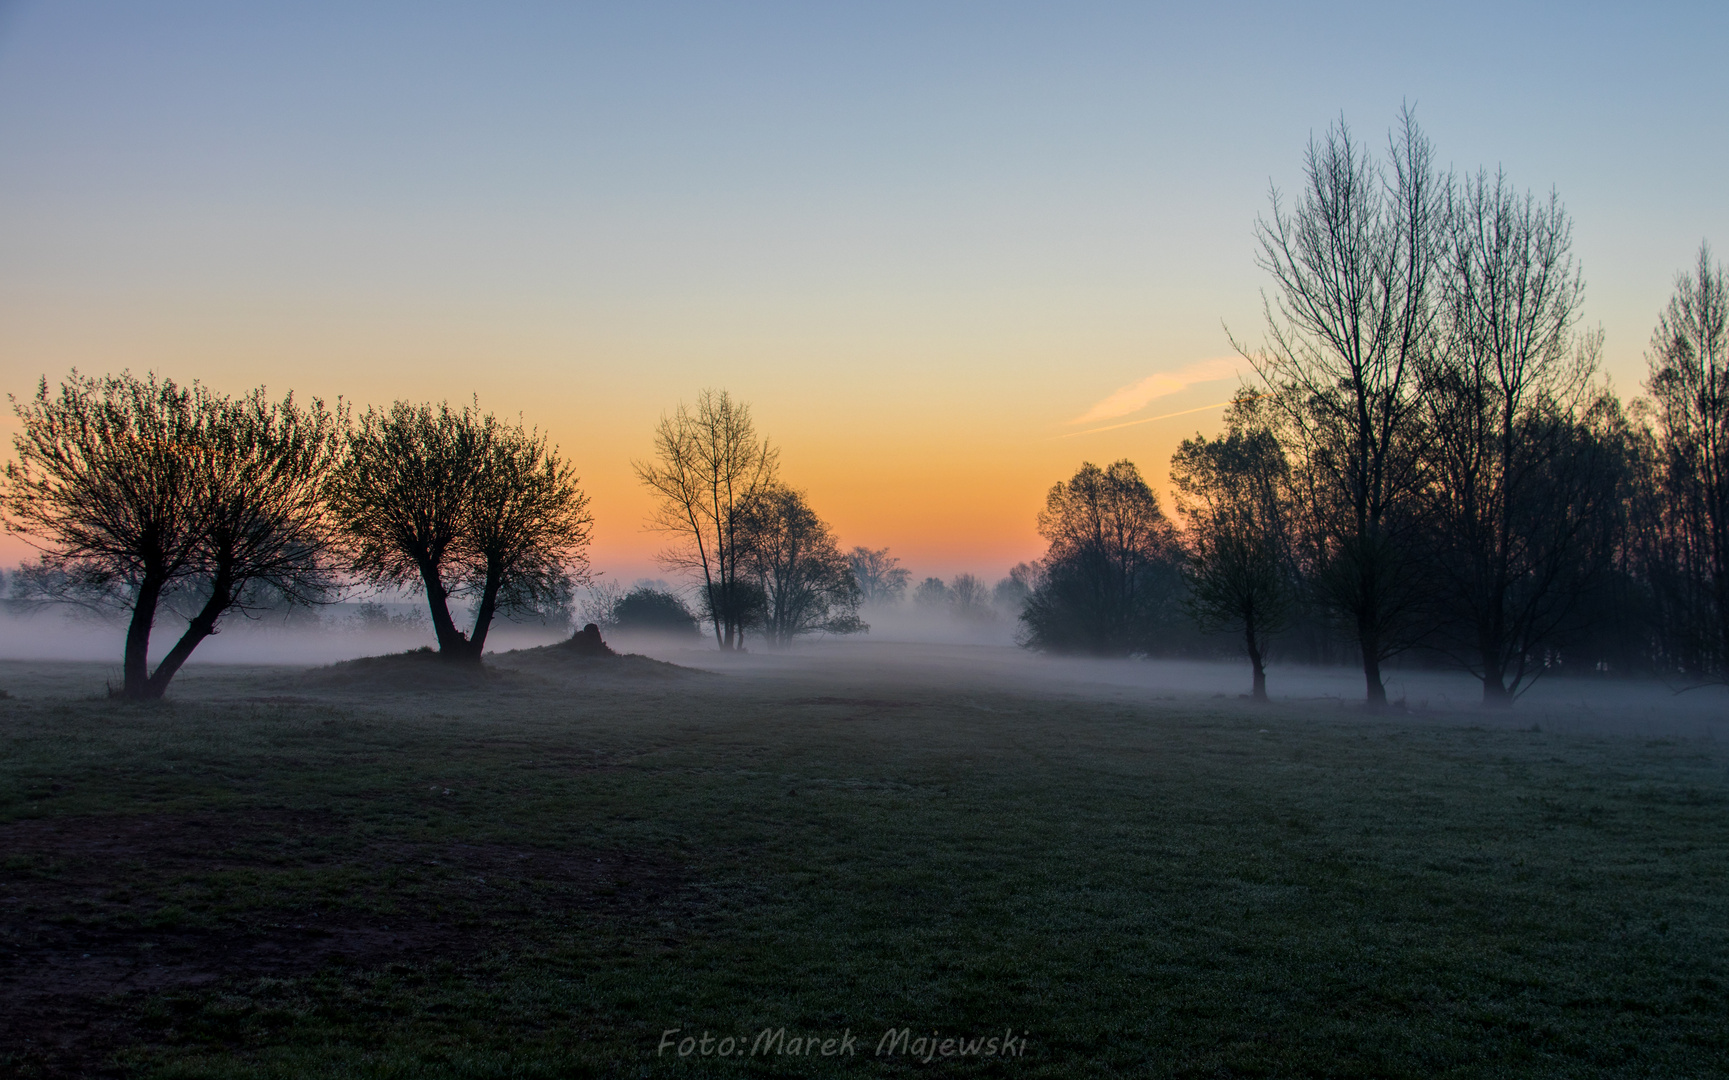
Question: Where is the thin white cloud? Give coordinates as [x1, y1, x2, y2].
[1070, 356, 1242, 424]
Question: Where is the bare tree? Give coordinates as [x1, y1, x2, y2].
[327, 400, 590, 660]
[634, 389, 778, 649]
[4, 373, 341, 698]
[1422, 171, 1613, 704]
[733, 485, 863, 645]
[992, 561, 1044, 616]
[1646, 242, 1729, 679]
[848, 546, 911, 605]
[946, 573, 996, 622]
[1171, 394, 1295, 701]
[1235, 108, 1444, 708]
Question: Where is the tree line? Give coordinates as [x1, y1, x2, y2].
[1019, 109, 1728, 709]
[3, 380, 591, 698]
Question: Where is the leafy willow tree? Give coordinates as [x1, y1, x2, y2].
[1022, 460, 1184, 655]
[327, 400, 590, 661]
[1235, 108, 1443, 708]
[460, 422, 593, 654]
[635, 389, 778, 649]
[145, 387, 344, 693]
[733, 485, 864, 646]
[1171, 396, 1294, 701]
[4, 372, 341, 698]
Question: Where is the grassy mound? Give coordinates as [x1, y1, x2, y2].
[493, 638, 702, 680]
[297, 647, 501, 693]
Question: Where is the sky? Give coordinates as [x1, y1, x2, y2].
[0, 1, 1724, 585]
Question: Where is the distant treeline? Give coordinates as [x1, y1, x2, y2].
[1016, 110, 1729, 709]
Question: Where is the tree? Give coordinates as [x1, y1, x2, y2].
[142, 387, 343, 695]
[1021, 460, 1184, 655]
[848, 546, 911, 605]
[946, 573, 996, 622]
[459, 422, 593, 655]
[1645, 242, 1729, 680]
[1171, 395, 1295, 701]
[6, 373, 207, 696]
[1236, 108, 1444, 708]
[4, 372, 341, 698]
[914, 576, 949, 607]
[327, 400, 590, 661]
[610, 586, 701, 637]
[635, 389, 779, 649]
[1421, 171, 1613, 704]
[992, 562, 1043, 616]
[733, 484, 864, 646]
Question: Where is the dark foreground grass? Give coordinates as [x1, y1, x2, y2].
[0, 649, 1725, 1078]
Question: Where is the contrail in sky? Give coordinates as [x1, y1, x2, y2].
[1058, 398, 1244, 438]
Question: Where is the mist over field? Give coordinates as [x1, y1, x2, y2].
[3, 600, 1724, 744]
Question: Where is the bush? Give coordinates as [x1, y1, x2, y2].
[611, 588, 700, 637]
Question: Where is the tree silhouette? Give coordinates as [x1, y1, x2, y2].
[5, 372, 341, 697]
[1022, 460, 1183, 655]
[1172, 395, 1294, 701]
[1421, 171, 1614, 704]
[635, 389, 778, 649]
[1646, 243, 1729, 680]
[847, 546, 911, 605]
[733, 485, 864, 645]
[327, 400, 589, 661]
[1236, 108, 1443, 708]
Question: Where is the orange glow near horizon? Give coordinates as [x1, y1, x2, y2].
[0, 340, 1237, 588]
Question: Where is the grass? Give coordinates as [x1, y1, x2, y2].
[0, 646, 1725, 1078]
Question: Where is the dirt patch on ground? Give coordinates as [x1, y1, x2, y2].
[786, 696, 923, 709]
[494, 642, 704, 680]
[293, 648, 506, 694]
[0, 811, 686, 1078]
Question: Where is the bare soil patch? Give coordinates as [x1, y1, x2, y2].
[785, 696, 923, 708]
[294, 648, 502, 694]
[493, 642, 704, 680]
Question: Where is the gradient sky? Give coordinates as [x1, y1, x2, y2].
[1, 2, 1724, 585]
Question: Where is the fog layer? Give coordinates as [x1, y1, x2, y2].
[3, 607, 1723, 740]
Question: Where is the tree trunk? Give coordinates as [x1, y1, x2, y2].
[119, 572, 167, 699]
[1481, 675, 1512, 708]
[1353, 543, 1389, 708]
[1359, 622, 1388, 709]
[141, 569, 233, 699]
[466, 562, 504, 658]
[416, 559, 471, 659]
[1479, 625, 1512, 706]
[1247, 633, 1268, 702]
[1244, 604, 1268, 702]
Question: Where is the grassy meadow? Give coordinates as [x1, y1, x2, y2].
[0, 643, 1726, 1078]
